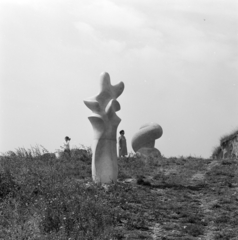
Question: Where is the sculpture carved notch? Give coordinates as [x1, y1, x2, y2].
[84, 72, 124, 183]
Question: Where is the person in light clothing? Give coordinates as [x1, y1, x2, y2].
[63, 136, 71, 157]
[118, 130, 127, 157]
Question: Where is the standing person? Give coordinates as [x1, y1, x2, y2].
[63, 136, 71, 157]
[118, 130, 128, 157]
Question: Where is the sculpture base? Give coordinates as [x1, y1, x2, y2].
[137, 147, 161, 158]
[91, 139, 118, 183]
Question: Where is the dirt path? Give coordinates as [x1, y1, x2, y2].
[188, 159, 237, 240]
[149, 158, 238, 239]
[188, 161, 217, 240]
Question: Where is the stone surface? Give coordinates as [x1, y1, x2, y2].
[231, 140, 238, 159]
[212, 131, 238, 159]
[137, 147, 161, 158]
[131, 123, 163, 155]
[55, 151, 65, 159]
[84, 72, 124, 183]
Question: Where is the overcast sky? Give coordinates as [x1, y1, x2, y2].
[1, 0, 238, 158]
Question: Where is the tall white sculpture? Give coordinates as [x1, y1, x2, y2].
[84, 72, 124, 183]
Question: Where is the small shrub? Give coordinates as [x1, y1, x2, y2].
[214, 231, 236, 240]
[126, 213, 148, 230]
[215, 214, 230, 224]
[0, 170, 19, 199]
[182, 224, 204, 237]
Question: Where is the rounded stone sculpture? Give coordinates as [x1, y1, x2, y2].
[132, 123, 163, 157]
[84, 72, 124, 183]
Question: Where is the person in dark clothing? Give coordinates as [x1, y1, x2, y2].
[118, 130, 127, 157]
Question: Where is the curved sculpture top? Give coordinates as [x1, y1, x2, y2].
[84, 72, 124, 140]
[84, 72, 124, 183]
[131, 123, 163, 153]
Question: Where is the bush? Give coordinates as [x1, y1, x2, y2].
[0, 170, 19, 199]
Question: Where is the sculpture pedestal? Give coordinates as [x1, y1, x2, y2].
[91, 139, 118, 183]
[137, 147, 161, 158]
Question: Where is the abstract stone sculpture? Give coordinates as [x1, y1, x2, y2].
[84, 72, 124, 183]
[132, 123, 163, 157]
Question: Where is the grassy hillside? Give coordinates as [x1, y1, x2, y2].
[0, 148, 238, 239]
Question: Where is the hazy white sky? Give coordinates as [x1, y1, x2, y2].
[1, 0, 238, 158]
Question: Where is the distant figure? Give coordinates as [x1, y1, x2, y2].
[118, 130, 127, 157]
[63, 136, 71, 157]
